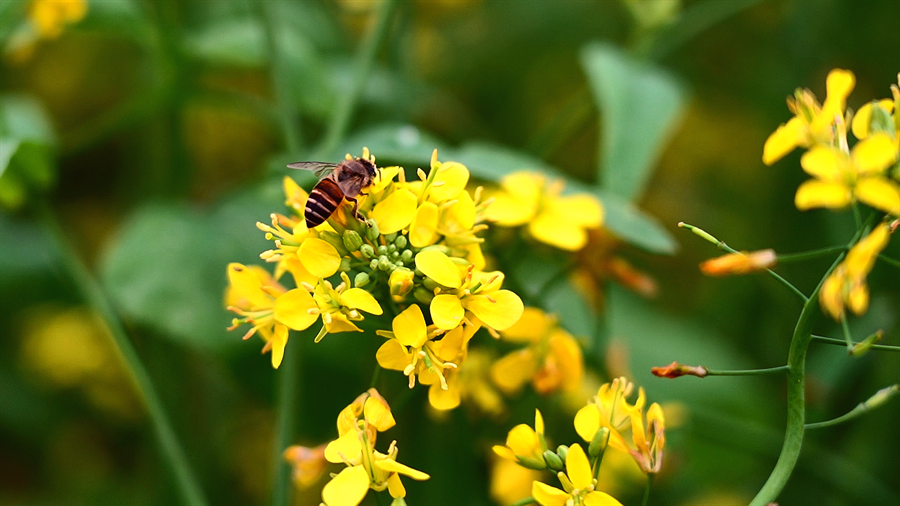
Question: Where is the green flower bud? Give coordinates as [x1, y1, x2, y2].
[413, 287, 434, 305]
[378, 245, 389, 256]
[391, 497, 407, 506]
[391, 251, 400, 259]
[366, 219, 380, 242]
[360, 244, 375, 259]
[589, 427, 610, 458]
[394, 235, 407, 249]
[542, 450, 564, 472]
[354, 272, 370, 288]
[339, 257, 352, 272]
[388, 244, 398, 253]
[556, 445, 569, 462]
[450, 256, 471, 267]
[342, 230, 363, 252]
[384, 232, 398, 243]
[401, 250, 413, 263]
[422, 277, 440, 291]
[370, 259, 379, 270]
[378, 256, 393, 271]
[516, 456, 548, 471]
[319, 231, 349, 256]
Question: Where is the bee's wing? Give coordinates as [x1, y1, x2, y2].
[338, 176, 365, 197]
[287, 161, 337, 179]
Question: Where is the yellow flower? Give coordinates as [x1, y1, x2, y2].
[699, 249, 777, 276]
[531, 444, 623, 506]
[29, 0, 87, 38]
[490, 307, 584, 396]
[625, 402, 665, 474]
[225, 263, 319, 368]
[486, 171, 604, 251]
[492, 409, 548, 469]
[257, 211, 340, 287]
[490, 456, 542, 506]
[851, 99, 895, 140]
[820, 223, 892, 320]
[763, 68, 856, 165]
[309, 275, 384, 342]
[454, 348, 506, 418]
[795, 133, 900, 215]
[283, 444, 328, 488]
[322, 396, 429, 506]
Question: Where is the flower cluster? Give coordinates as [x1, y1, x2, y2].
[493, 378, 665, 506]
[226, 149, 524, 410]
[284, 389, 428, 506]
[764, 69, 899, 320]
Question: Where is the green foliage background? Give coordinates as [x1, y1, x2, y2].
[1, 0, 898, 505]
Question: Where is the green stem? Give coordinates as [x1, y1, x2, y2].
[811, 335, 900, 352]
[38, 203, 207, 506]
[509, 497, 538, 506]
[840, 317, 854, 350]
[256, 0, 303, 154]
[878, 254, 900, 269]
[270, 337, 302, 506]
[706, 365, 790, 377]
[369, 364, 382, 389]
[642, 473, 654, 506]
[316, 0, 398, 159]
[806, 385, 900, 430]
[776, 246, 846, 263]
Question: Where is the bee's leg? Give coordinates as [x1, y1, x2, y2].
[346, 196, 367, 224]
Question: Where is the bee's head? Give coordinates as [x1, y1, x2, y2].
[360, 158, 377, 179]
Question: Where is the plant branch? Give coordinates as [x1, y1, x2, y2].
[776, 246, 846, 263]
[806, 385, 900, 430]
[811, 335, 900, 352]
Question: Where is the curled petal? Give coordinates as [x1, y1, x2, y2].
[363, 397, 395, 432]
[270, 324, 288, 369]
[374, 458, 430, 481]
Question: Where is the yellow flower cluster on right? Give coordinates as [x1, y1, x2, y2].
[764, 69, 899, 321]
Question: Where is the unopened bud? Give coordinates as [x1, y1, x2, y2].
[366, 219, 380, 242]
[542, 450, 564, 472]
[384, 232, 398, 243]
[378, 245, 389, 256]
[370, 259, 379, 270]
[863, 384, 899, 410]
[340, 257, 352, 272]
[395, 235, 407, 249]
[422, 277, 440, 291]
[651, 361, 709, 379]
[389, 267, 415, 299]
[391, 497, 408, 506]
[588, 427, 609, 458]
[700, 249, 777, 276]
[516, 456, 547, 471]
[354, 272, 370, 288]
[414, 287, 434, 305]
[378, 256, 393, 271]
[319, 231, 349, 256]
[850, 330, 884, 357]
[556, 445, 569, 462]
[401, 249, 413, 263]
[343, 230, 363, 252]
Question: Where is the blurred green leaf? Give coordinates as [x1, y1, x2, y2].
[0, 0, 28, 46]
[650, 0, 764, 59]
[184, 19, 266, 67]
[581, 42, 685, 201]
[100, 187, 276, 351]
[0, 94, 55, 144]
[0, 95, 56, 208]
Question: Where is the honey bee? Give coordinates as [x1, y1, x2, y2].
[287, 157, 378, 229]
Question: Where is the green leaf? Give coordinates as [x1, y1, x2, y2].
[581, 42, 685, 201]
[0, 94, 55, 144]
[0, 95, 56, 208]
[183, 19, 267, 67]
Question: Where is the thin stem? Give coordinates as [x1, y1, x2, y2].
[369, 364, 382, 389]
[38, 203, 207, 506]
[840, 317, 854, 350]
[776, 246, 846, 263]
[642, 473, 654, 506]
[316, 0, 398, 158]
[806, 385, 900, 430]
[852, 203, 862, 231]
[811, 335, 900, 352]
[256, 0, 302, 153]
[509, 498, 538, 506]
[878, 254, 900, 269]
[270, 337, 302, 506]
[706, 365, 790, 377]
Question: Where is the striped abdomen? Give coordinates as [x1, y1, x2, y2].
[305, 177, 344, 229]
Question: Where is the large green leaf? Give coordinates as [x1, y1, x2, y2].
[581, 42, 685, 202]
[0, 95, 56, 209]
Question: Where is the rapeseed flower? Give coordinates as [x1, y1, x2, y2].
[486, 171, 604, 251]
[493, 409, 548, 470]
[820, 223, 892, 320]
[531, 444, 623, 506]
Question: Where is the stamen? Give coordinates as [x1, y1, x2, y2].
[241, 328, 257, 341]
[300, 282, 315, 292]
[307, 308, 320, 315]
[417, 168, 427, 181]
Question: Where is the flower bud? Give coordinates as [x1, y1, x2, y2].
[700, 249, 777, 276]
[414, 287, 434, 305]
[849, 330, 883, 357]
[422, 277, 440, 292]
[389, 267, 415, 299]
[354, 272, 370, 288]
[556, 445, 569, 462]
[401, 249, 413, 263]
[342, 230, 363, 252]
[588, 427, 610, 458]
[391, 497, 408, 506]
[340, 257, 352, 272]
[360, 244, 375, 259]
[319, 231, 349, 256]
[394, 235, 407, 249]
[366, 219, 380, 242]
[370, 259, 379, 270]
[542, 450, 564, 472]
[378, 245, 389, 256]
[378, 256, 393, 271]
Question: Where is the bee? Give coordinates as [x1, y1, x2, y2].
[287, 157, 379, 229]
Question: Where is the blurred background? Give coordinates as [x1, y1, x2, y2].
[1, 0, 898, 505]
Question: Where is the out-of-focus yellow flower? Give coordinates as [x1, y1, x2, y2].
[625, 401, 665, 474]
[492, 409, 548, 470]
[852, 99, 895, 140]
[795, 132, 900, 215]
[225, 263, 318, 368]
[699, 249, 777, 276]
[455, 348, 505, 418]
[531, 444, 623, 506]
[763, 69, 856, 165]
[29, 0, 86, 38]
[820, 223, 892, 320]
[490, 307, 584, 396]
[489, 456, 542, 506]
[257, 210, 339, 287]
[321, 391, 428, 506]
[283, 444, 328, 488]
[486, 171, 604, 251]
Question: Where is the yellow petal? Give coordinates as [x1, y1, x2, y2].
[363, 397, 395, 432]
[848, 283, 870, 316]
[227, 263, 271, 309]
[409, 201, 440, 248]
[529, 212, 589, 251]
[376, 458, 431, 481]
[822, 68, 855, 114]
[324, 431, 362, 464]
[368, 165, 400, 194]
[491, 349, 538, 394]
[428, 376, 461, 410]
[531, 481, 569, 506]
[501, 306, 552, 343]
[371, 188, 418, 234]
[503, 171, 544, 203]
[800, 146, 845, 181]
[548, 330, 584, 391]
[855, 177, 900, 216]
[386, 473, 405, 499]
[851, 100, 894, 139]
[818, 270, 845, 320]
[852, 133, 897, 175]
[340, 288, 383, 315]
[324, 312, 362, 334]
[464, 290, 524, 330]
[273, 288, 319, 330]
[505, 423, 541, 458]
[441, 190, 476, 232]
[574, 405, 600, 442]
[492, 445, 517, 461]
[763, 116, 805, 165]
[565, 444, 593, 490]
[270, 324, 288, 369]
[415, 249, 462, 288]
[485, 192, 536, 226]
[430, 294, 465, 330]
[795, 180, 852, 210]
[534, 409, 544, 435]
[552, 194, 604, 227]
[321, 465, 369, 506]
[429, 161, 470, 201]
[845, 224, 890, 277]
[583, 491, 624, 506]
[376, 339, 411, 371]
[392, 304, 428, 348]
[298, 238, 341, 278]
